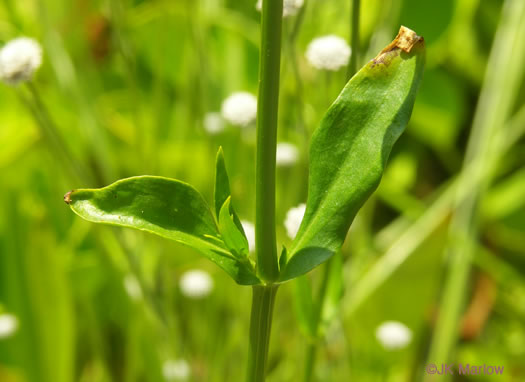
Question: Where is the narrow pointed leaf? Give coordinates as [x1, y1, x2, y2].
[214, 147, 246, 234]
[219, 197, 250, 258]
[281, 26, 425, 281]
[279, 246, 288, 271]
[65, 176, 260, 285]
[214, 147, 230, 218]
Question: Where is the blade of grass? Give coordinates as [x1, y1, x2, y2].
[425, 0, 525, 375]
[345, 100, 525, 317]
[344, 179, 457, 316]
[37, 4, 116, 184]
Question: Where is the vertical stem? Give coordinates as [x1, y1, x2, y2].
[255, 0, 283, 282]
[247, 1, 283, 379]
[303, 343, 317, 382]
[246, 285, 278, 382]
[347, 0, 360, 80]
[303, 257, 332, 382]
[287, 0, 308, 139]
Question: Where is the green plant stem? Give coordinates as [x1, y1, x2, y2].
[246, 285, 278, 382]
[255, 0, 283, 282]
[286, 0, 308, 139]
[425, 0, 525, 377]
[347, 0, 360, 80]
[247, 1, 283, 379]
[303, 343, 317, 382]
[21, 83, 90, 183]
[303, 258, 332, 382]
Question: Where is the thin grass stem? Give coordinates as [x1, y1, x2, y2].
[347, 0, 360, 80]
[425, 0, 525, 377]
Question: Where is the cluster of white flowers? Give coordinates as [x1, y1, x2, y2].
[123, 274, 143, 301]
[0, 37, 42, 85]
[203, 112, 225, 135]
[179, 270, 214, 298]
[276, 142, 299, 167]
[375, 321, 412, 350]
[306, 35, 351, 71]
[0, 313, 19, 339]
[221, 92, 257, 127]
[162, 359, 190, 381]
[256, 0, 304, 17]
[241, 220, 256, 253]
[284, 203, 306, 239]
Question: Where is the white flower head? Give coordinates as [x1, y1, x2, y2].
[285, 203, 306, 239]
[256, 0, 304, 17]
[306, 35, 351, 71]
[0, 37, 43, 85]
[221, 92, 257, 127]
[276, 142, 299, 167]
[375, 321, 413, 350]
[241, 220, 255, 253]
[179, 270, 214, 298]
[203, 112, 225, 135]
[0, 313, 19, 339]
[123, 274, 143, 301]
[163, 359, 190, 381]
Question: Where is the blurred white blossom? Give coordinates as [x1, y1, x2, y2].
[123, 274, 143, 301]
[241, 220, 255, 253]
[203, 112, 225, 135]
[306, 35, 351, 71]
[284, 203, 306, 239]
[221, 92, 257, 127]
[179, 270, 214, 298]
[375, 321, 412, 350]
[0, 37, 42, 85]
[256, 0, 304, 17]
[0, 313, 19, 339]
[162, 359, 190, 381]
[276, 142, 299, 166]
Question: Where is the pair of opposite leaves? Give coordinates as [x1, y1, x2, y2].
[65, 26, 425, 285]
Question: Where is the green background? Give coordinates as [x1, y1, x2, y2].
[1, 0, 524, 381]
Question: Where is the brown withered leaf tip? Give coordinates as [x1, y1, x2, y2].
[381, 26, 424, 54]
[64, 190, 73, 205]
[372, 26, 424, 67]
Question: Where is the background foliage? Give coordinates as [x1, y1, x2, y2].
[1, 0, 524, 381]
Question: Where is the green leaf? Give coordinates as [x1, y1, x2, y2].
[280, 27, 425, 281]
[214, 147, 246, 235]
[214, 146, 230, 218]
[65, 176, 260, 285]
[219, 197, 250, 258]
[279, 246, 288, 271]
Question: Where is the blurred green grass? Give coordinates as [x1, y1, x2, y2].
[1, 0, 525, 381]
